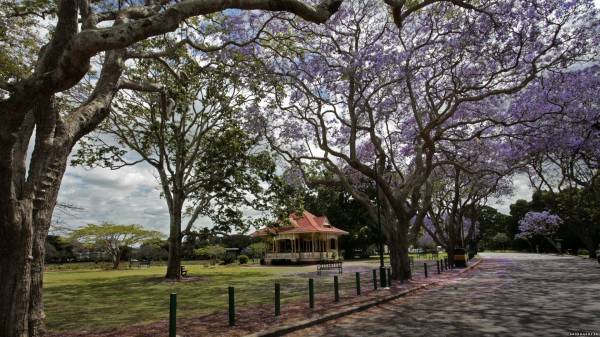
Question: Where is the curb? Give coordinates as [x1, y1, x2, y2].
[245, 259, 483, 337]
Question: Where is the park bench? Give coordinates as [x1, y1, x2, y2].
[180, 265, 188, 277]
[317, 260, 343, 275]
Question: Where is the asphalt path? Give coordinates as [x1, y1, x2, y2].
[285, 253, 600, 337]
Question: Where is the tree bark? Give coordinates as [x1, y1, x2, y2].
[388, 229, 411, 280]
[384, 216, 411, 280]
[1, 49, 125, 337]
[0, 132, 71, 337]
[0, 201, 34, 337]
[165, 197, 183, 279]
[112, 256, 121, 269]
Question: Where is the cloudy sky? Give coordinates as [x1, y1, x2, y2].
[53, 0, 600, 234]
[54, 151, 534, 235]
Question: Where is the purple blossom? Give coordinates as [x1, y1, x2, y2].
[515, 211, 563, 240]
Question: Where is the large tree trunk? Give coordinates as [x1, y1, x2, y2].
[29, 207, 58, 337]
[388, 230, 411, 280]
[165, 198, 183, 279]
[165, 233, 182, 279]
[385, 216, 411, 280]
[1, 48, 125, 336]
[0, 201, 34, 337]
[0, 136, 70, 337]
[112, 255, 121, 269]
[0, 87, 36, 337]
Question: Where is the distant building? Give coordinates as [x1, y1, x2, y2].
[253, 211, 348, 263]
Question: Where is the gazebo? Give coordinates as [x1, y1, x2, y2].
[253, 211, 348, 264]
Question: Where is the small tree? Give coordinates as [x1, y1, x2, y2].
[515, 211, 563, 253]
[245, 242, 267, 260]
[70, 224, 163, 269]
[490, 233, 510, 251]
[194, 245, 226, 265]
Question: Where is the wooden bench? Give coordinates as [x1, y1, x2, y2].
[180, 265, 188, 277]
[317, 260, 342, 275]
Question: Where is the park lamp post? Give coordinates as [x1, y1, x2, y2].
[374, 155, 387, 288]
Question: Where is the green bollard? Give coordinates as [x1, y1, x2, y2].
[387, 268, 392, 287]
[228, 286, 235, 326]
[334, 275, 340, 302]
[424, 263, 428, 278]
[275, 283, 281, 316]
[380, 267, 387, 288]
[355, 272, 361, 296]
[169, 293, 176, 337]
[372, 269, 378, 290]
[309, 278, 314, 309]
[437, 260, 440, 274]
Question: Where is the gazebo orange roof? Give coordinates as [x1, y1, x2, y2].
[252, 211, 348, 237]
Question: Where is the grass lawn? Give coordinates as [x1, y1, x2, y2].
[43, 255, 445, 333]
[44, 260, 374, 332]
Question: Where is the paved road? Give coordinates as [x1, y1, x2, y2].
[285, 253, 600, 337]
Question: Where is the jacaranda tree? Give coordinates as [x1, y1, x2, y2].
[249, 0, 599, 279]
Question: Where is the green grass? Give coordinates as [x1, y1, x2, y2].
[44, 256, 444, 332]
[44, 262, 345, 332]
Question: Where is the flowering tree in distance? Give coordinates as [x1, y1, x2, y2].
[516, 211, 563, 252]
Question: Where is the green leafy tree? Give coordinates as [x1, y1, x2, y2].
[0, 2, 341, 334]
[70, 224, 163, 269]
[73, 48, 275, 279]
[554, 187, 600, 258]
[245, 242, 267, 259]
[490, 233, 510, 251]
[478, 206, 511, 251]
[194, 244, 226, 265]
[44, 235, 75, 263]
[136, 237, 168, 261]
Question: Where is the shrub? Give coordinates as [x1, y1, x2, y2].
[577, 249, 589, 256]
[238, 255, 249, 264]
[221, 255, 236, 265]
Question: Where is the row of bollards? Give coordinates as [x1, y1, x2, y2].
[168, 267, 401, 335]
[424, 258, 452, 279]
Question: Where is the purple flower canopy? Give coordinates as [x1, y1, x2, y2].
[515, 211, 563, 239]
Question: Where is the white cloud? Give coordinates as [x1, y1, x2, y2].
[55, 162, 172, 234]
[488, 174, 533, 214]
